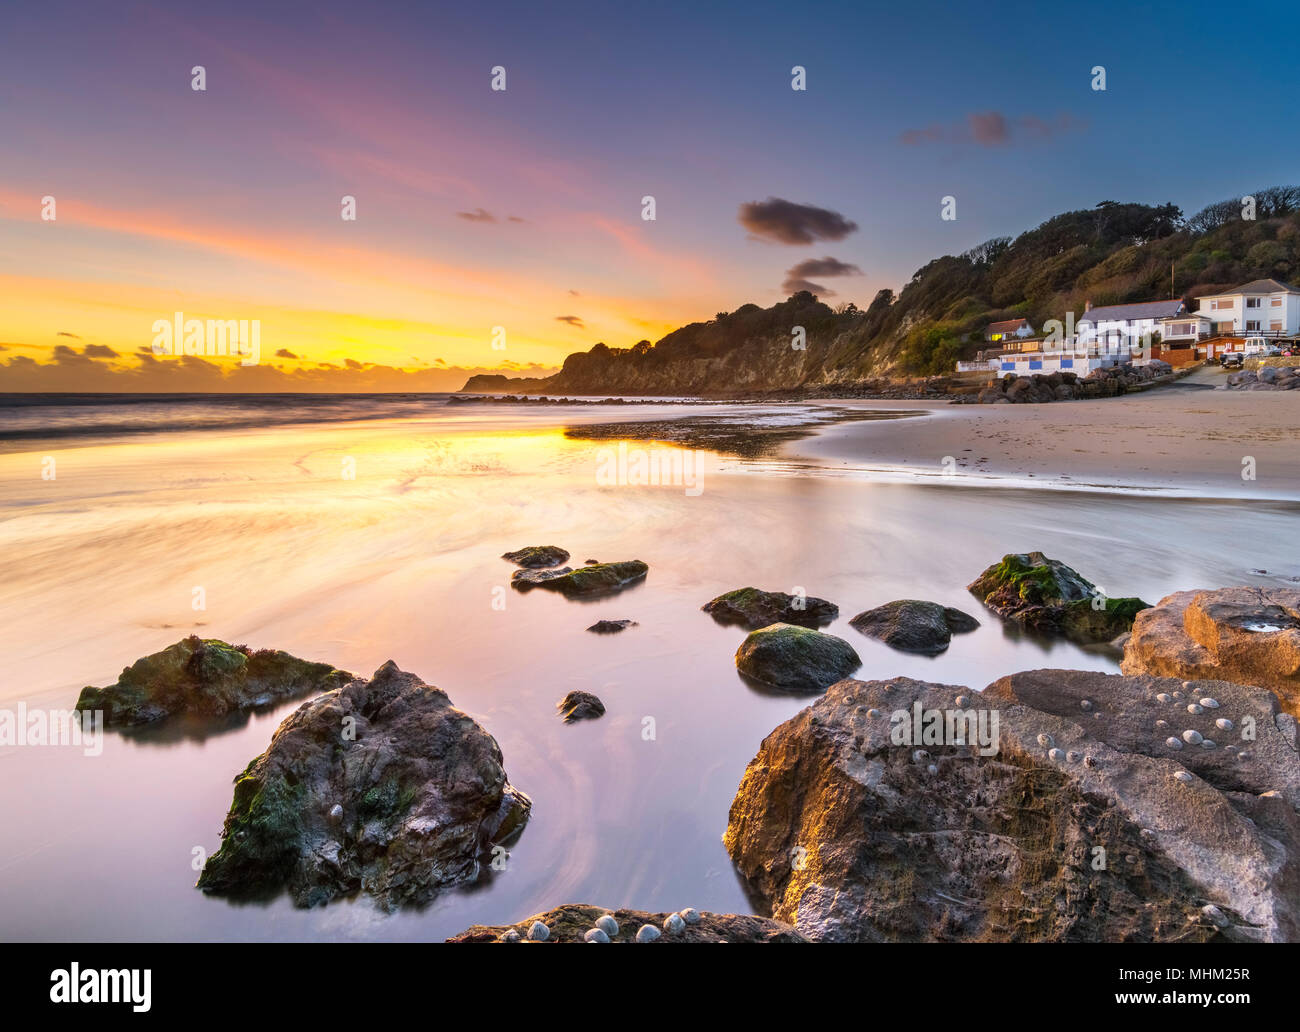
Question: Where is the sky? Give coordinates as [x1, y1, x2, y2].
[2, 0, 1298, 391]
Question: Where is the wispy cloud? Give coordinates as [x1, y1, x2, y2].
[781, 256, 862, 297]
[555, 315, 585, 328]
[901, 111, 1086, 147]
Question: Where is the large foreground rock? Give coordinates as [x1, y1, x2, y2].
[1123, 587, 1300, 719]
[850, 600, 979, 654]
[968, 551, 1148, 643]
[446, 903, 805, 943]
[735, 623, 861, 693]
[76, 636, 353, 727]
[196, 661, 531, 908]
[703, 587, 838, 629]
[511, 559, 648, 596]
[725, 669, 1300, 942]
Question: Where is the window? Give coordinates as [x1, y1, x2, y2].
[1246, 320, 1261, 331]
[1271, 322, 1283, 331]
[1211, 298, 1234, 310]
[1246, 297, 1261, 308]
[1271, 297, 1283, 307]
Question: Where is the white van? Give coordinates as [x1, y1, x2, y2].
[1242, 336, 1271, 356]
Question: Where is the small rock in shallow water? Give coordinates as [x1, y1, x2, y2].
[587, 619, 637, 634]
[502, 545, 570, 568]
[635, 924, 661, 943]
[1183, 730, 1204, 745]
[528, 921, 550, 941]
[557, 691, 605, 722]
[584, 928, 610, 943]
[595, 914, 619, 937]
[664, 912, 685, 934]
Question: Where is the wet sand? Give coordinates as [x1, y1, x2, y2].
[796, 371, 1300, 499]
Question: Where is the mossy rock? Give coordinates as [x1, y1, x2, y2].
[513, 560, 648, 597]
[75, 636, 353, 727]
[735, 623, 861, 693]
[501, 545, 570, 568]
[703, 587, 838, 629]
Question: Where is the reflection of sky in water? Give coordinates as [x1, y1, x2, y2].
[0, 405, 1295, 941]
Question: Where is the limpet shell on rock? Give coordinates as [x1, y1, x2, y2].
[1182, 730, 1203, 745]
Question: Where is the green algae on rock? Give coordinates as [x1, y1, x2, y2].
[703, 586, 838, 629]
[734, 622, 861, 693]
[967, 552, 1149, 644]
[197, 660, 531, 909]
[74, 636, 353, 727]
[511, 559, 648, 596]
[501, 545, 571, 568]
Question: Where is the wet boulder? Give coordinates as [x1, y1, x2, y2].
[196, 661, 531, 909]
[557, 690, 605, 722]
[702, 587, 838, 629]
[502, 545, 571, 568]
[75, 636, 353, 727]
[734, 623, 860, 693]
[511, 560, 648, 596]
[849, 600, 979, 655]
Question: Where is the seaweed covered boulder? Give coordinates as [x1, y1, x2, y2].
[725, 671, 1300, 942]
[446, 903, 806, 943]
[849, 600, 979, 655]
[501, 545, 570, 568]
[1122, 587, 1300, 718]
[967, 552, 1148, 643]
[196, 661, 531, 908]
[75, 636, 353, 727]
[511, 559, 648, 596]
[702, 587, 838, 629]
[734, 623, 860, 693]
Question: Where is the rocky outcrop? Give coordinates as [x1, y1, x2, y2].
[511, 560, 648, 596]
[501, 545, 570, 568]
[734, 623, 860, 693]
[703, 587, 838, 629]
[1122, 587, 1300, 718]
[1224, 365, 1300, 390]
[967, 552, 1148, 643]
[76, 636, 353, 727]
[849, 600, 979, 654]
[725, 670, 1300, 942]
[446, 903, 806, 943]
[557, 691, 605, 722]
[196, 661, 531, 909]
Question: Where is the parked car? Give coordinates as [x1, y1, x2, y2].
[1242, 336, 1271, 357]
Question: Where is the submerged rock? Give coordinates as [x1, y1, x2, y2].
[849, 599, 980, 655]
[501, 545, 570, 568]
[725, 669, 1300, 942]
[734, 623, 861, 693]
[587, 619, 637, 634]
[446, 903, 805, 943]
[75, 636, 353, 727]
[196, 661, 531, 908]
[511, 560, 648, 596]
[967, 552, 1148, 643]
[702, 587, 838, 630]
[557, 690, 605, 722]
[1122, 587, 1300, 718]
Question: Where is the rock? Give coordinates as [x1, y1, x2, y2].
[635, 924, 661, 943]
[587, 619, 638, 634]
[734, 623, 861, 693]
[512, 560, 648, 596]
[848, 599, 980, 655]
[196, 661, 531, 908]
[967, 552, 1149, 643]
[447, 903, 805, 943]
[702, 587, 838, 629]
[725, 669, 1300, 941]
[501, 545, 570, 568]
[1122, 587, 1300, 717]
[557, 690, 605, 722]
[75, 636, 353, 727]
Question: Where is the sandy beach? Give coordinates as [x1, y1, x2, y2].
[796, 368, 1300, 499]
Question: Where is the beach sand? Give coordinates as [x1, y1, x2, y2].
[796, 369, 1300, 498]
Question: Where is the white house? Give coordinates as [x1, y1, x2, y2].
[1075, 299, 1184, 349]
[1190, 278, 1300, 337]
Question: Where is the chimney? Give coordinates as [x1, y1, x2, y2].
[1084, 300, 1092, 313]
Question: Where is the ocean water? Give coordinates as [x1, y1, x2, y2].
[0, 394, 1295, 941]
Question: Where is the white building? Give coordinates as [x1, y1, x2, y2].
[1075, 299, 1184, 349]
[1188, 278, 1300, 337]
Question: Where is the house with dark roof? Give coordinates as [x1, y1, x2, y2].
[1076, 298, 1184, 349]
[984, 317, 1034, 343]
[1190, 278, 1300, 337]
